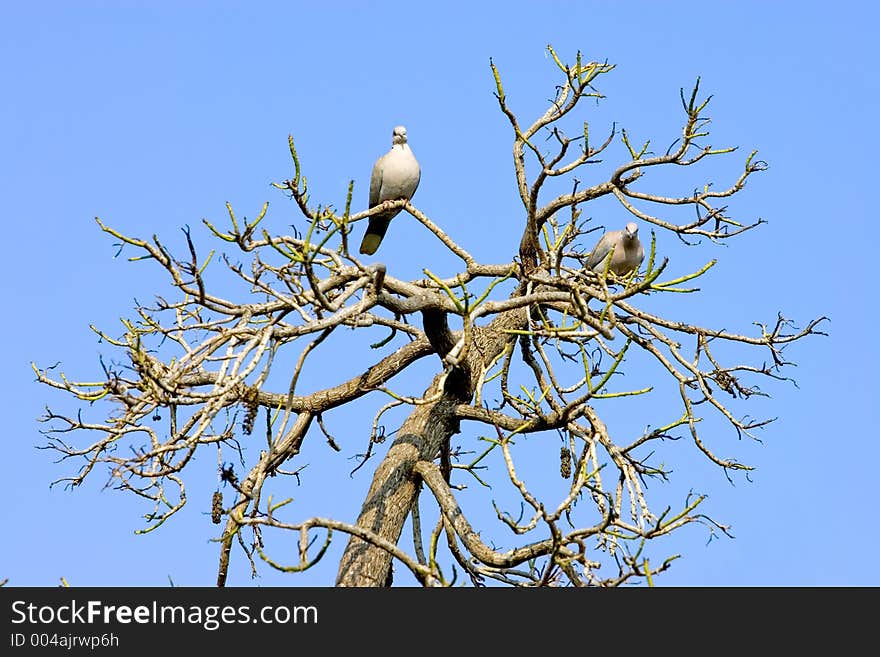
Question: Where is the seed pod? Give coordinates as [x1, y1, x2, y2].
[242, 385, 260, 435]
[560, 446, 572, 479]
[211, 491, 223, 524]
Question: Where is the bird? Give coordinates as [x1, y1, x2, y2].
[359, 125, 421, 255]
[584, 222, 645, 276]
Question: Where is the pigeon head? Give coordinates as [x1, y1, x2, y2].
[624, 222, 639, 240]
[392, 125, 408, 145]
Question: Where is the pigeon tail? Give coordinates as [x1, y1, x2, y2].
[359, 215, 393, 255]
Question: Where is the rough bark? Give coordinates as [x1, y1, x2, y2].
[336, 305, 527, 586]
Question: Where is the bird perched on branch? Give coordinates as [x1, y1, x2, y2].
[359, 125, 421, 255]
[584, 221, 645, 276]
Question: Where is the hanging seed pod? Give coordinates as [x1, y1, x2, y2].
[211, 491, 223, 524]
[560, 446, 572, 479]
[242, 385, 259, 435]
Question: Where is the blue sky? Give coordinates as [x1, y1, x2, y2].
[2, 1, 876, 586]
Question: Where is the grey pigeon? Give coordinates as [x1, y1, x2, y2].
[584, 222, 645, 276]
[359, 125, 421, 255]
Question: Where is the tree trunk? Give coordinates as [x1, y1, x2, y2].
[336, 306, 527, 586]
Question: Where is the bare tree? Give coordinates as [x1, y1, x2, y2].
[35, 48, 825, 587]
